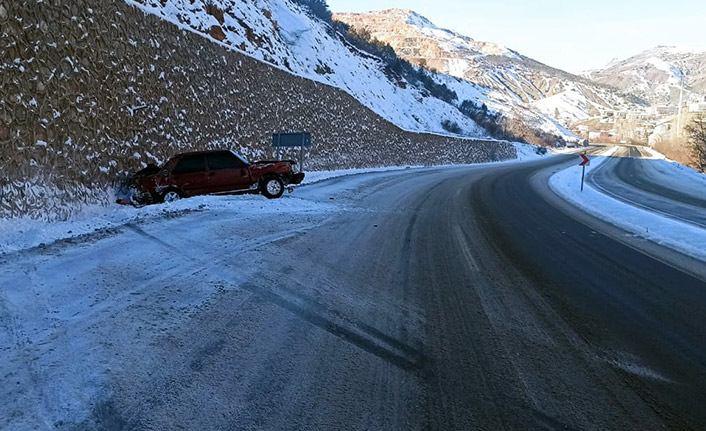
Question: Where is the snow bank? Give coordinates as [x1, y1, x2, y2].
[0, 194, 336, 255]
[642, 148, 706, 200]
[549, 153, 706, 262]
[513, 143, 551, 161]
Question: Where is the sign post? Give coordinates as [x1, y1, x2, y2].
[272, 133, 312, 173]
[579, 153, 590, 192]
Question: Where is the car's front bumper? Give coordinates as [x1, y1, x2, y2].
[287, 172, 305, 185]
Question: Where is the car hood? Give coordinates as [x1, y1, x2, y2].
[251, 160, 296, 167]
[132, 164, 161, 178]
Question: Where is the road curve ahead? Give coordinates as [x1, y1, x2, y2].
[590, 145, 706, 228]
[2, 157, 706, 430]
[466, 156, 706, 429]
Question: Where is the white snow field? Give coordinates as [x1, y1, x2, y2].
[549, 148, 706, 262]
[0, 171, 365, 429]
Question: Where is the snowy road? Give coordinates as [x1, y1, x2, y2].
[590, 145, 706, 228]
[2, 158, 706, 430]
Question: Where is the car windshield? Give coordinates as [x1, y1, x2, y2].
[230, 151, 250, 166]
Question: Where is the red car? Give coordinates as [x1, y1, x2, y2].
[129, 150, 305, 205]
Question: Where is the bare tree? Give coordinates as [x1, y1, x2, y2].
[685, 115, 706, 172]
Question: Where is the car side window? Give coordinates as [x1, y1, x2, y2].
[206, 153, 246, 170]
[172, 155, 206, 175]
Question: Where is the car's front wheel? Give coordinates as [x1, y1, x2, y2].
[161, 189, 182, 203]
[261, 177, 284, 199]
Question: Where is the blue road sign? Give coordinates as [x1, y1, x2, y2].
[272, 133, 312, 148]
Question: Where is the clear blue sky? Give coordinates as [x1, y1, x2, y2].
[327, 0, 706, 73]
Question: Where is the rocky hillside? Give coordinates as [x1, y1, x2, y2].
[128, 0, 487, 137]
[585, 46, 706, 106]
[334, 9, 646, 125]
[129, 0, 578, 143]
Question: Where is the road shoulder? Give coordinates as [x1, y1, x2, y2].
[540, 154, 706, 281]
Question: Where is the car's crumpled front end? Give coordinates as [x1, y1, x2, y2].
[288, 172, 305, 185]
[250, 160, 305, 185]
[128, 164, 162, 206]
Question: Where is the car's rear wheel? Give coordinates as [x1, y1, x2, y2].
[161, 189, 182, 203]
[261, 177, 284, 199]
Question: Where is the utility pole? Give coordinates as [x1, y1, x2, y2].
[676, 71, 685, 138]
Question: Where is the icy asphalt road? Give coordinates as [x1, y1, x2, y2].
[2, 157, 706, 430]
[590, 145, 706, 228]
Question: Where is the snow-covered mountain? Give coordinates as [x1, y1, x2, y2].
[334, 9, 646, 125]
[585, 46, 706, 106]
[335, 8, 523, 69]
[127, 0, 575, 143]
[128, 0, 489, 137]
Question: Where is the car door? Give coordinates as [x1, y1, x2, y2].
[205, 152, 252, 193]
[169, 154, 209, 196]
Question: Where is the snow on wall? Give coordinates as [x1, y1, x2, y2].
[0, 0, 515, 221]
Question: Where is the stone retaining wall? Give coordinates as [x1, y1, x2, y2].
[0, 0, 516, 220]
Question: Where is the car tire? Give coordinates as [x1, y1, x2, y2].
[261, 177, 284, 199]
[161, 189, 182, 203]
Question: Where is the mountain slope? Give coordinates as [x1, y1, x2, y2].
[128, 0, 582, 144]
[128, 0, 486, 137]
[585, 46, 706, 106]
[334, 9, 646, 125]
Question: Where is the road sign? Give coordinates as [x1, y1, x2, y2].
[272, 133, 312, 148]
[579, 154, 590, 167]
[579, 153, 590, 192]
[272, 133, 311, 173]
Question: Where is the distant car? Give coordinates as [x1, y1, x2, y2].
[129, 150, 305, 205]
[535, 147, 548, 155]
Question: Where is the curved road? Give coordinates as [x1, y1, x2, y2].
[2, 156, 706, 430]
[590, 145, 706, 228]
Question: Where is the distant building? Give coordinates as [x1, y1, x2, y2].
[589, 131, 613, 141]
[652, 105, 679, 116]
[689, 102, 706, 113]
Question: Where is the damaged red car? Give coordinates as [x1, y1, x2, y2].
[129, 150, 305, 205]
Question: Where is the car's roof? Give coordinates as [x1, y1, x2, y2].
[168, 150, 249, 165]
[174, 149, 233, 157]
